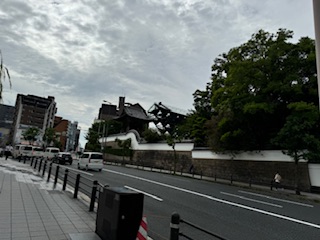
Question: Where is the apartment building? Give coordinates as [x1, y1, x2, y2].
[54, 117, 80, 151]
[10, 94, 57, 145]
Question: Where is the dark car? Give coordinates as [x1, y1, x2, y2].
[52, 152, 73, 165]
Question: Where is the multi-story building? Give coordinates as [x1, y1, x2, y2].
[0, 104, 15, 147]
[10, 94, 57, 145]
[66, 121, 79, 151]
[54, 117, 80, 151]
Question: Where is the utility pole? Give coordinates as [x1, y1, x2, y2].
[313, 0, 320, 107]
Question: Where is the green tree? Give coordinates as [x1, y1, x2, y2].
[272, 102, 320, 194]
[115, 138, 132, 164]
[173, 82, 213, 147]
[142, 128, 163, 143]
[0, 50, 11, 101]
[165, 124, 187, 174]
[43, 128, 56, 147]
[22, 127, 40, 145]
[85, 120, 122, 151]
[204, 29, 317, 152]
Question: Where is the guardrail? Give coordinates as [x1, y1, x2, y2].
[170, 212, 229, 240]
[25, 157, 103, 212]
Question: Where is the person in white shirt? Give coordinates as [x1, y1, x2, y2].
[274, 172, 282, 190]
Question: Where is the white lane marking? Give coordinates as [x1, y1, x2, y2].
[124, 186, 163, 202]
[238, 190, 314, 208]
[103, 169, 320, 229]
[221, 192, 283, 208]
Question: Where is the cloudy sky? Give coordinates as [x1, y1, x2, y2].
[0, 0, 316, 147]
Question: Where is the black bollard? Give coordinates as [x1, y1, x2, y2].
[170, 212, 180, 240]
[89, 180, 98, 212]
[42, 161, 47, 177]
[47, 163, 52, 182]
[63, 169, 68, 191]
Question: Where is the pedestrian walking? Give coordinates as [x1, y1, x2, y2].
[189, 164, 194, 174]
[5, 145, 10, 160]
[274, 172, 282, 190]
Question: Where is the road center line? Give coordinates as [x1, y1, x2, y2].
[220, 192, 283, 208]
[238, 190, 314, 208]
[103, 169, 320, 229]
[124, 185, 163, 202]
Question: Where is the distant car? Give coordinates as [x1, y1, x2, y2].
[13, 145, 33, 160]
[45, 147, 60, 160]
[32, 147, 44, 159]
[52, 152, 73, 165]
[78, 152, 103, 171]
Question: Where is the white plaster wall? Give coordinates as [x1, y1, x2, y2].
[100, 132, 194, 151]
[191, 149, 303, 162]
[308, 164, 320, 187]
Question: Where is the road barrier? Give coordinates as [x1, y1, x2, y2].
[20, 157, 104, 212]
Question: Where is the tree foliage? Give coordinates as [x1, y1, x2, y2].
[272, 102, 320, 194]
[115, 138, 132, 163]
[85, 120, 122, 151]
[187, 29, 318, 152]
[272, 102, 320, 162]
[176, 82, 213, 147]
[22, 127, 40, 145]
[142, 128, 163, 143]
[0, 50, 11, 102]
[43, 128, 56, 146]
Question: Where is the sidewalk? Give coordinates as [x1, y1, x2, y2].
[0, 157, 100, 240]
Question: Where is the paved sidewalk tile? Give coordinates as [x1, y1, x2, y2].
[0, 157, 98, 240]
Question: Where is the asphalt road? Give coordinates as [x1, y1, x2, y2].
[60, 162, 320, 240]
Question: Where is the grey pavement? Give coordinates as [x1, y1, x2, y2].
[0, 157, 100, 240]
[114, 162, 320, 203]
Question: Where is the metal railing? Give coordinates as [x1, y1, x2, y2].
[170, 212, 229, 240]
[24, 157, 103, 212]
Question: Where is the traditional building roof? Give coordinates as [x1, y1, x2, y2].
[117, 103, 152, 122]
[148, 102, 186, 134]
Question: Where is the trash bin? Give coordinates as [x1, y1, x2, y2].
[96, 186, 144, 240]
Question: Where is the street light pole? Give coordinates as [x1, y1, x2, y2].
[313, 0, 320, 107]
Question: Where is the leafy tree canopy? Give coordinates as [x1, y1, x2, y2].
[43, 128, 56, 146]
[142, 128, 163, 143]
[85, 120, 122, 151]
[22, 127, 40, 144]
[186, 29, 317, 152]
[0, 50, 11, 102]
[272, 102, 320, 163]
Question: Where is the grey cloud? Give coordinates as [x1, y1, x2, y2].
[0, 0, 315, 147]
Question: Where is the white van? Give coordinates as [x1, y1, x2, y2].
[45, 147, 60, 160]
[13, 145, 33, 160]
[78, 152, 103, 171]
[32, 147, 45, 159]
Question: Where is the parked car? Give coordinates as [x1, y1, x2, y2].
[52, 152, 73, 165]
[32, 147, 44, 159]
[78, 152, 103, 171]
[12, 145, 33, 160]
[44, 147, 60, 160]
